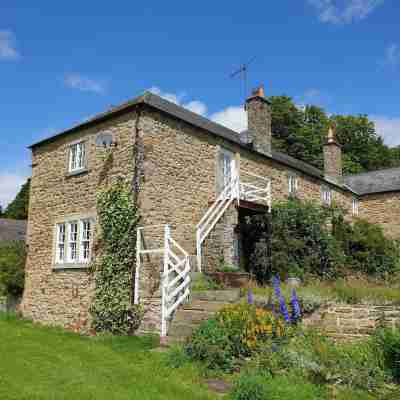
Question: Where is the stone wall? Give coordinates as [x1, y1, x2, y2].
[304, 303, 400, 341]
[360, 192, 400, 239]
[22, 111, 139, 332]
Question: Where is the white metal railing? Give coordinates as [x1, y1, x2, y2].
[135, 224, 191, 338]
[239, 170, 272, 209]
[196, 171, 240, 272]
[196, 169, 271, 272]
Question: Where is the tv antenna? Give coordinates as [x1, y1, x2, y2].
[230, 56, 257, 102]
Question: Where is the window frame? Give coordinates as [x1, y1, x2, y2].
[53, 215, 95, 269]
[68, 140, 86, 173]
[288, 174, 298, 196]
[352, 197, 359, 216]
[321, 186, 332, 206]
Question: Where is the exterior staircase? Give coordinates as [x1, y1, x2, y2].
[167, 289, 243, 343]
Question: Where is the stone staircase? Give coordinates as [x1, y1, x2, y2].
[167, 289, 243, 343]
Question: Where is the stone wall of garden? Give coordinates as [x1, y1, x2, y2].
[304, 303, 400, 341]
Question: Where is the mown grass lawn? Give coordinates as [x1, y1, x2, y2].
[0, 314, 217, 400]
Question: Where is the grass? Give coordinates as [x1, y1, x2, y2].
[0, 313, 217, 400]
[253, 278, 400, 306]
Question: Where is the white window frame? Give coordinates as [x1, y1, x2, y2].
[55, 223, 66, 264]
[220, 148, 235, 189]
[80, 219, 92, 263]
[352, 197, 359, 216]
[321, 186, 332, 206]
[54, 216, 94, 267]
[68, 141, 86, 173]
[67, 221, 79, 263]
[288, 175, 298, 196]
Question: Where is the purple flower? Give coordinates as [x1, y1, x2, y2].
[247, 289, 254, 305]
[273, 275, 291, 323]
[290, 288, 302, 323]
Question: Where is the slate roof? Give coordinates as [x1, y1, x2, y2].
[345, 168, 400, 195]
[0, 219, 27, 242]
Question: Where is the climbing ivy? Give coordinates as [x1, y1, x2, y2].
[90, 178, 143, 335]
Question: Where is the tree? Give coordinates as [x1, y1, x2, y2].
[4, 179, 30, 220]
[269, 95, 400, 174]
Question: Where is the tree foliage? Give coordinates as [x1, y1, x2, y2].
[243, 199, 400, 284]
[90, 178, 143, 335]
[0, 241, 26, 297]
[270, 96, 399, 174]
[4, 179, 30, 220]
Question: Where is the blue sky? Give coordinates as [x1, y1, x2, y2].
[1, 0, 399, 207]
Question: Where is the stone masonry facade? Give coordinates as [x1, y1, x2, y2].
[22, 90, 400, 335]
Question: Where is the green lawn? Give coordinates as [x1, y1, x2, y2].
[0, 314, 217, 400]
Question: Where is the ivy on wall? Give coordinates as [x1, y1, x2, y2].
[90, 177, 143, 335]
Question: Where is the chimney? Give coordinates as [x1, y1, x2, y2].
[245, 85, 272, 155]
[323, 125, 343, 184]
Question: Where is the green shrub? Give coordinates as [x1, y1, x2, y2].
[185, 304, 285, 372]
[165, 345, 191, 369]
[230, 373, 268, 400]
[373, 328, 400, 383]
[252, 330, 387, 392]
[242, 199, 344, 283]
[0, 240, 26, 297]
[186, 318, 234, 372]
[231, 374, 325, 400]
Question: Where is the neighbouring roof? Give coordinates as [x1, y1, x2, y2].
[345, 168, 400, 195]
[0, 219, 27, 242]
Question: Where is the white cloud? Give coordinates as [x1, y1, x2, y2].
[308, 0, 384, 24]
[383, 44, 400, 68]
[0, 173, 27, 209]
[371, 115, 400, 146]
[148, 87, 208, 116]
[65, 74, 106, 94]
[0, 30, 19, 60]
[149, 86, 248, 132]
[210, 106, 247, 132]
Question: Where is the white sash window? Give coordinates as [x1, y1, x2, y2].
[321, 186, 332, 206]
[288, 175, 298, 195]
[69, 142, 86, 172]
[56, 223, 66, 263]
[55, 217, 94, 267]
[352, 197, 359, 216]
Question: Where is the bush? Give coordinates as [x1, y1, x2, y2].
[242, 199, 344, 283]
[231, 374, 325, 400]
[0, 241, 26, 297]
[185, 304, 286, 372]
[373, 328, 400, 383]
[252, 330, 387, 392]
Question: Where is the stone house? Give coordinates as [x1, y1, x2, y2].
[21, 87, 400, 335]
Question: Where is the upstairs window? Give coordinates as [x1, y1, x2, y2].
[55, 217, 94, 266]
[352, 197, 359, 216]
[69, 141, 86, 173]
[288, 175, 298, 196]
[321, 186, 332, 206]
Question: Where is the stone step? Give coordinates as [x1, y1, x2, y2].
[190, 290, 241, 303]
[167, 322, 198, 339]
[182, 300, 232, 313]
[173, 309, 213, 323]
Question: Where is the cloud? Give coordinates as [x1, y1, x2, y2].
[149, 86, 248, 132]
[148, 87, 208, 116]
[308, 0, 384, 24]
[210, 106, 247, 132]
[64, 74, 106, 94]
[0, 30, 20, 60]
[0, 172, 27, 209]
[371, 115, 400, 147]
[383, 44, 400, 68]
